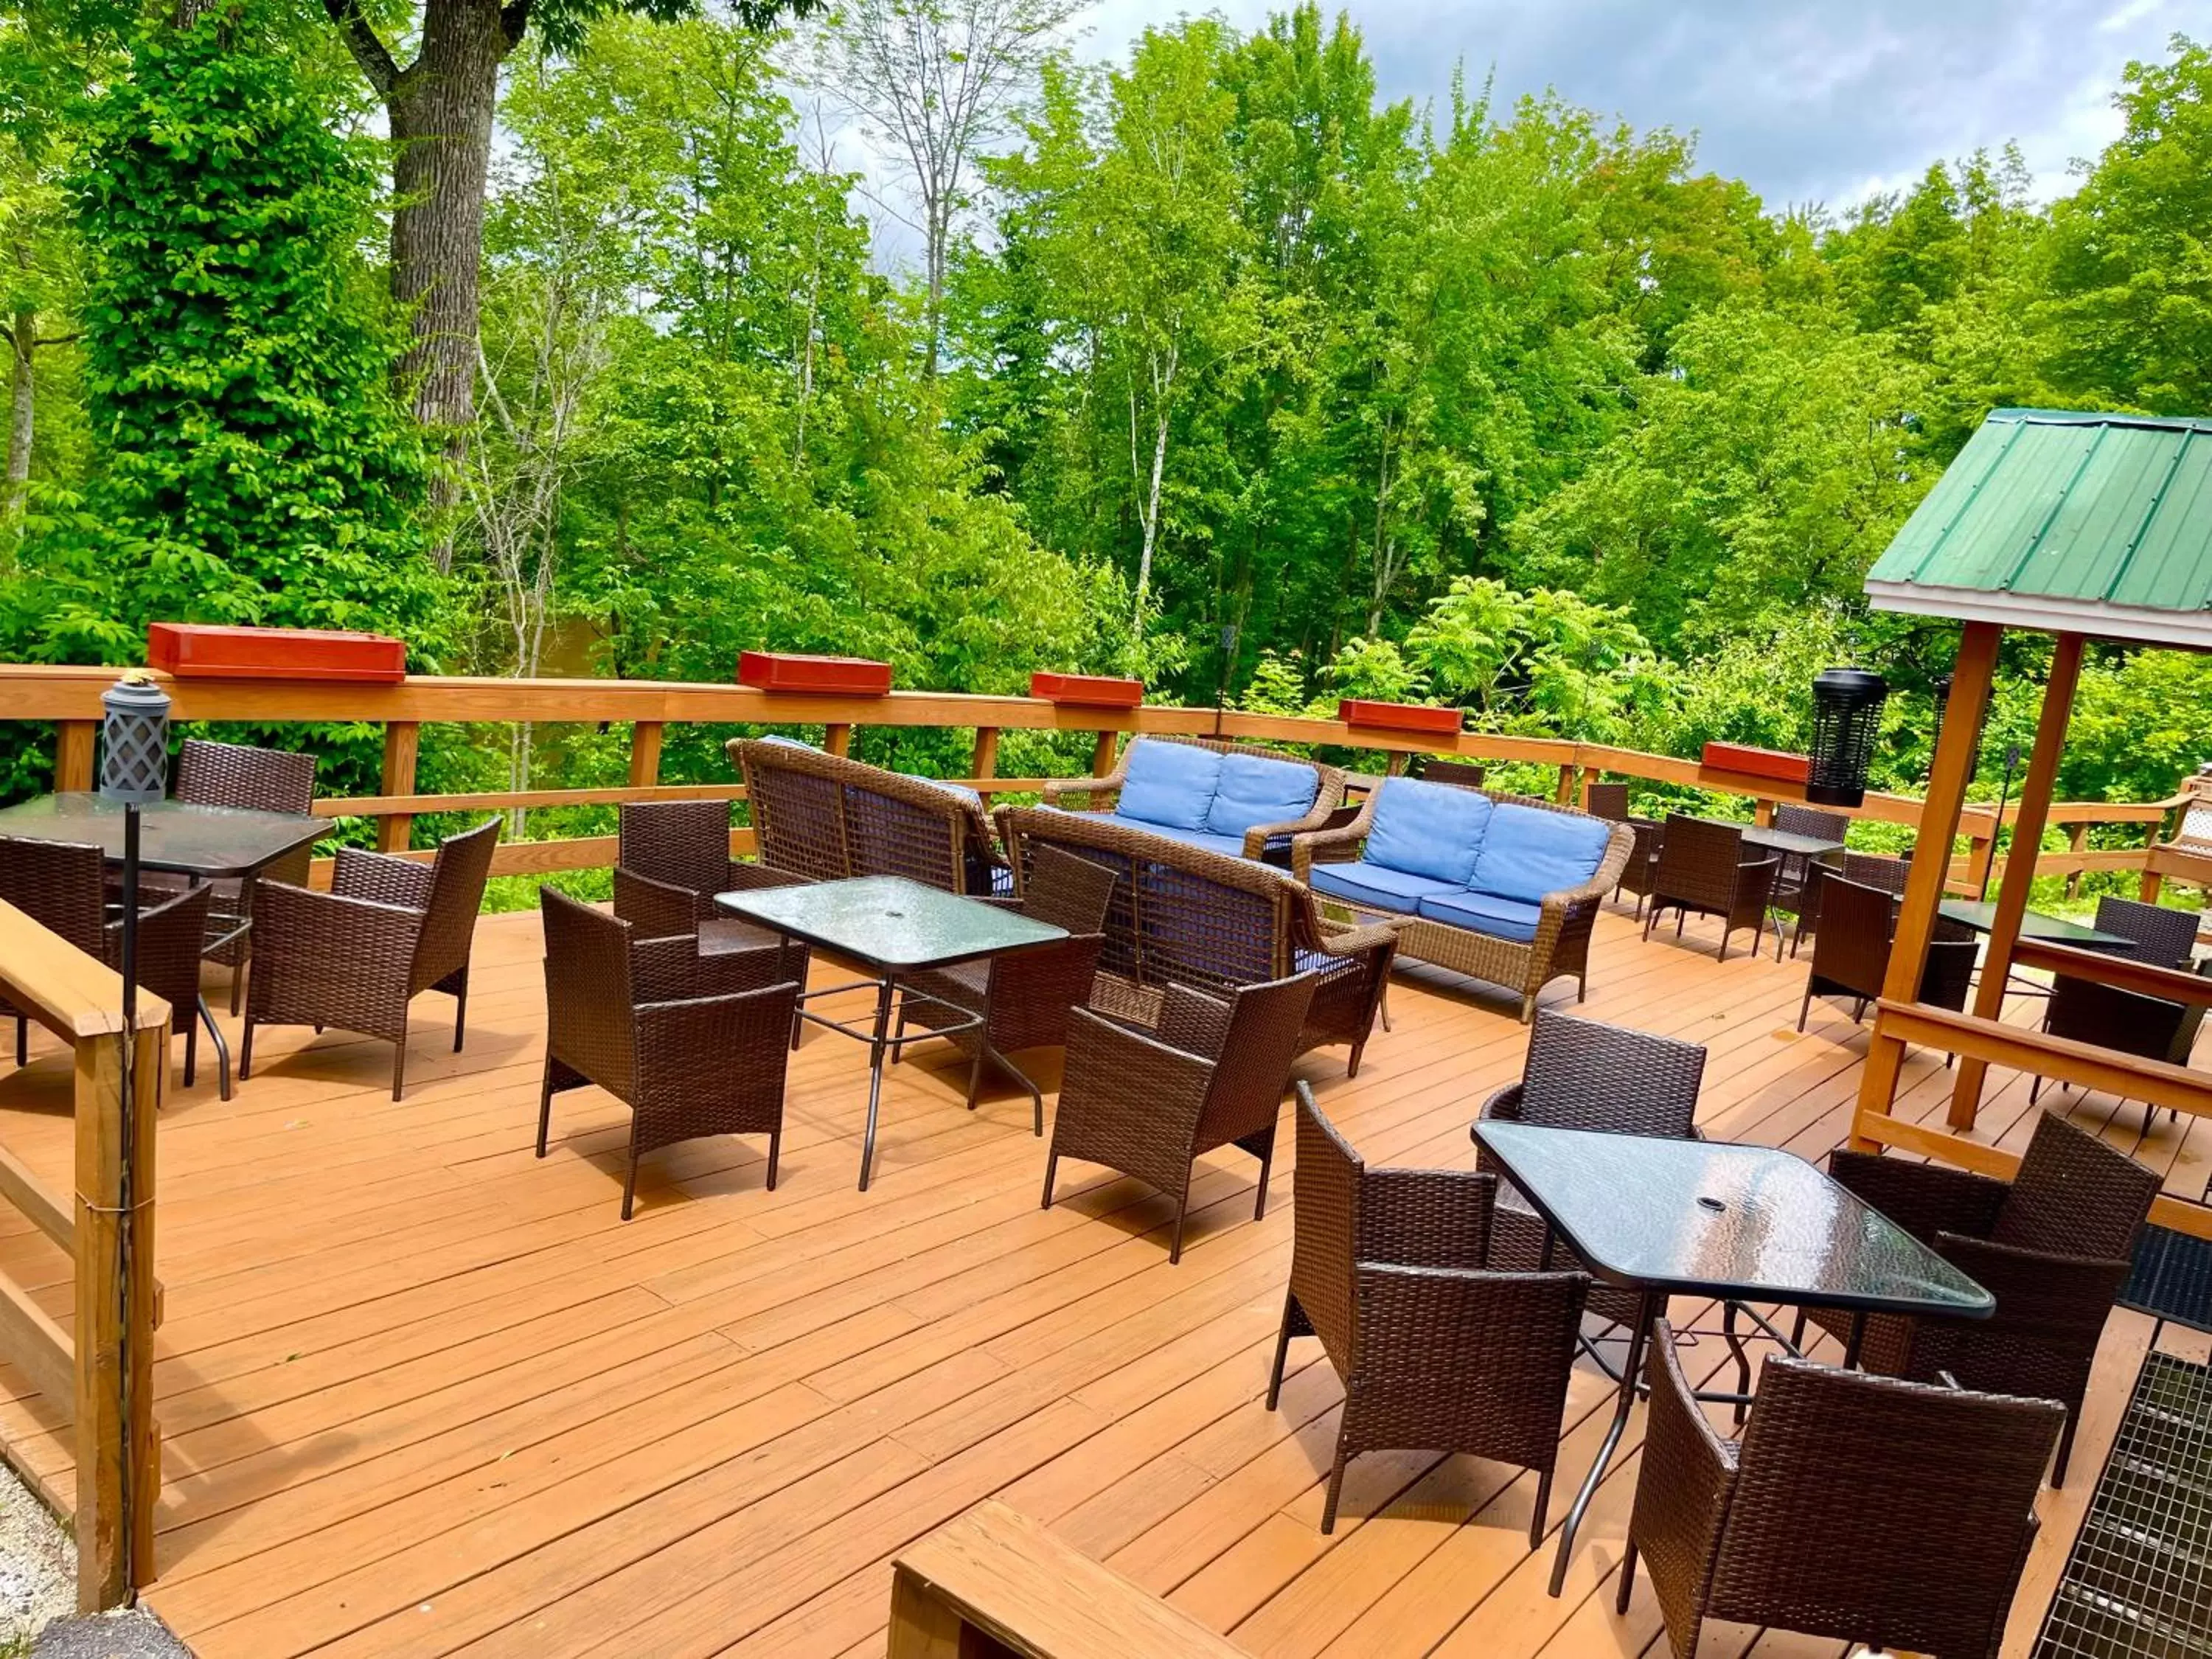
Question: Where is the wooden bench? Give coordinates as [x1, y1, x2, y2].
[888, 1501, 1248, 1658]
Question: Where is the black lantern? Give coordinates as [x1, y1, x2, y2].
[1927, 671, 1988, 782]
[99, 670, 171, 804]
[1806, 667, 1888, 807]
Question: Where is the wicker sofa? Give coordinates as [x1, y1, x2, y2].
[726, 737, 1006, 896]
[996, 804, 1396, 1076]
[1041, 735, 1345, 861]
[1293, 778, 1632, 1020]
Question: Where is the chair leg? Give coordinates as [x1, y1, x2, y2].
[621, 1142, 641, 1222]
[452, 967, 469, 1051]
[1529, 1466, 1553, 1551]
[1040, 1151, 1058, 1211]
[1576, 971, 1588, 1004]
[391, 1034, 407, 1102]
[1615, 1541, 1638, 1613]
[1346, 1037, 1366, 1079]
[536, 1059, 555, 1156]
[1168, 1184, 1191, 1265]
[1797, 985, 1812, 1032]
[1267, 1292, 1298, 1410]
[890, 1005, 907, 1065]
[182, 1011, 198, 1089]
[239, 1015, 255, 1081]
[1252, 1138, 1274, 1222]
[2029, 1074, 2044, 1104]
[229, 957, 245, 1017]
[964, 1044, 987, 1110]
[1519, 993, 1536, 1023]
[2053, 1411, 2075, 1487]
[765, 1130, 780, 1192]
[1319, 1429, 1352, 1534]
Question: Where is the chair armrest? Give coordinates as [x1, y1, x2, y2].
[1631, 1317, 1739, 1569]
[1826, 1150, 2008, 1246]
[1290, 819, 1371, 882]
[251, 879, 425, 972]
[1358, 1168, 1497, 1270]
[1735, 855, 1780, 908]
[1155, 983, 1234, 1059]
[634, 981, 803, 1104]
[722, 862, 810, 893]
[331, 846, 434, 911]
[1933, 1233, 2135, 1346]
[1315, 919, 1399, 959]
[1059, 1006, 1215, 1129]
[1240, 797, 1343, 862]
[1041, 776, 1123, 813]
[1351, 1262, 1588, 1376]
[613, 866, 705, 939]
[1478, 1083, 1526, 1123]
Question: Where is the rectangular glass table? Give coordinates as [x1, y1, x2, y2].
[714, 875, 1069, 1190]
[1472, 1121, 1993, 1596]
[1740, 823, 1846, 860]
[1938, 898, 2135, 951]
[0, 793, 327, 1096]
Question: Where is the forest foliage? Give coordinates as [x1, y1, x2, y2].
[1, 1, 2208, 821]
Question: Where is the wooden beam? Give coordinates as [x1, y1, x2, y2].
[55, 721, 96, 792]
[970, 727, 1000, 783]
[822, 724, 852, 757]
[0, 1140, 73, 1252]
[1950, 633, 2082, 1129]
[1852, 621, 2000, 1151]
[0, 1267, 74, 1411]
[627, 722, 664, 788]
[0, 901, 169, 1044]
[1091, 732, 1119, 776]
[377, 723, 420, 855]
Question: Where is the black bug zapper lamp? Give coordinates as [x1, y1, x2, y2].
[1805, 668, 1889, 807]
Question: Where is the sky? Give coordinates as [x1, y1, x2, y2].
[1079, 0, 2199, 212]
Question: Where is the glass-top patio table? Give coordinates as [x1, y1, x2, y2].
[1472, 1121, 1992, 1596]
[1938, 898, 2135, 951]
[0, 792, 327, 1097]
[714, 875, 1068, 1191]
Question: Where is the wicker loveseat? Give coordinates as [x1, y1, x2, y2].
[1293, 778, 1632, 1020]
[996, 804, 1396, 1076]
[726, 737, 1006, 896]
[1041, 735, 1345, 861]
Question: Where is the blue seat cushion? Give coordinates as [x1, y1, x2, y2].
[1205, 752, 1320, 838]
[1469, 803, 1614, 905]
[1111, 819, 1247, 860]
[1364, 779, 1493, 885]
[1310, 859, 1468, 914]
[1416, 888, 1544, 942]
[1116, 740, 1223, 832]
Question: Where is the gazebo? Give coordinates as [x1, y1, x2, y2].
[1848, 406, 2212, 1238]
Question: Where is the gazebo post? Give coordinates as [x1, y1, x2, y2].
[1946, 633, 2085, 1129]
[1849, 622, 2000, 1151]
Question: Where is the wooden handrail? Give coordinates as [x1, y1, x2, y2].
[2010, 939, 2212, 1004]
[0, 897, 169, 1042]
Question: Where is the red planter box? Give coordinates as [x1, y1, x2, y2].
[147, 622, 407, 683]
[737, 651, 893, 697]
[1700, 742, 1811, 785]
[1338, 698, 1463, 738]
[1029, 672, 1144, 709]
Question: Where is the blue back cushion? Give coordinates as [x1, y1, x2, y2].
[1364, 779, 1492, 885]
[1206, 752, 1320, 837]
[1116, 740, 1224, 832]
[1470, 804, 1614, 904]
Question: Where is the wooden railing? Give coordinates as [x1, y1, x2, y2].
[0, 899, 165, 1609]
[0, 664, 2187, 898]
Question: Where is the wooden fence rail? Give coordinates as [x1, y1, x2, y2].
[0, 899, 165, 1610]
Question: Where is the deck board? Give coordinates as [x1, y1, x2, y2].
[0, 902, 2202, 1658]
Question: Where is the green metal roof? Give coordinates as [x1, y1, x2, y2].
[1865, 408, 2212, 649]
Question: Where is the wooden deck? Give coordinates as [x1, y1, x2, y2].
[0, 902, 2205, 1658]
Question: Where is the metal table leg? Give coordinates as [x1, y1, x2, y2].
[855, 976, 898, 1192]
[198, 995, 232, 1101]
[1550, 1287, 1658, 1596]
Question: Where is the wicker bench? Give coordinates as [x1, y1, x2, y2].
[727, 737, 1006, 896]
[1042, 734, 1345, 860]
[997, 804, 1395, 1076]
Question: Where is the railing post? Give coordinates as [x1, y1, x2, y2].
[1554, 763, 1576, 804]
[72, 1018, 162, 1610]
[2064, 821, 2088, 898]
[970, 727, 999, 786]
[823, 725, 852, 757]
[378, 722, 420, 854]
[1091, 732, 1118, 776]
[1753, 798, 1776, 827]
[55, 721, 97, 792]
[628, 721, 664, 787]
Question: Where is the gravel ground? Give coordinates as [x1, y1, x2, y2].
[0, 1460, 188, 1657]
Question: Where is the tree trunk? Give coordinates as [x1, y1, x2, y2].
[4, 309, 31, 522]
[386, 0, 512, 570]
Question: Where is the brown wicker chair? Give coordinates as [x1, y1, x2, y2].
[1643, 816, 1778, 961]
[1583, 781, 1630, 821]
[1612, 816, 1663, 916]
[1043, 973, 1315, 1263]
[727, 737, 1006, 895]
[2033, 958, 2212, 1132]
[1419, 757, 1489, 790]
[2088, 894, 2199, 969]
[1768, 803, 1849, 916]
[1291, 788, 1632, 1022]
[1797, 874, 1979, 1037]
[538, 888, 801, 1217]
[1, 836, 215, 1088]
[1817, 1110, 2160, 1484]
[611, 799, 810, 985]
[1042, 735, 1346, 861]
[173, 738, 317, 1013]
[1475, 1009, 1706, 1330]
[1788, 849, 1908, 955]
[1622, 1319, 2061, 1659]
[240, 817, 501, 1100]
[1273, 1086, 1588, 1539]
[998, 806, 1394, 1075]
[894, 844, 1119, 1131]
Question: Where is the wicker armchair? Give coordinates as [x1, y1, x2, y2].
[1622, 1320, 2060, 1659]
[1816, 1110, 2160, 1483]
[611, 799, 809, 986]
[1582, 781, 1630, 822]
[1291, 790, 1632, 1021]
[2033, 957, 2212, 1132]
[1475, 1010, 1706, 1329]
[894, 844, 1119, 1131]
[1643, 816, 1779, 961]
[1041, 735, 1346, 860]
[1419, 758, 1489, 790]
[1788, 849, 1908, 955]
[0, 836, 212, 1086]
[173, 738, 317, 1013]
[538, 888, 801, 1217]
[727, 737, 1006, 895]
[1613, 816, 1663, 917]
[1768, 803, 1849, 914]
[1797, 874, 1978, 1037]
[2088, 894, 2199, 969]
[1043, 973, 1315, 1263]
[240, 817, 501, 1100]
[1273, 1086, 1587, 1539]
[998, 806, 1394, 1075]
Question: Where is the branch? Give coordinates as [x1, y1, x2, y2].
[322, 0, 399, 100]
[35, 333, 83, 349]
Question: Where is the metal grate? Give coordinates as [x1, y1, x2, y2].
[2034, 1350, 2212, 1659]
